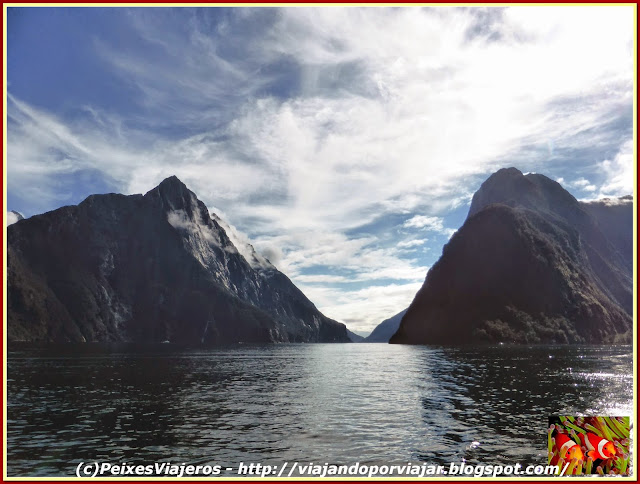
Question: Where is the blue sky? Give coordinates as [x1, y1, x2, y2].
[6, 6, 635, 335]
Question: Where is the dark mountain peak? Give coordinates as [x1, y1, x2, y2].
[159, 175, 187, 189]
[391, 167, 632, 346]
[468, 168, 578, 220]
[152, 175, 190, 196]
[482, 167, 525, 185]
[494, 166, 524, 178]
[468, 167, 530, 218]
[144, 176, 198, 213]
[7, 176, 349, 344]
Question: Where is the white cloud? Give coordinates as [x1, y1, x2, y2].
[167, 209, 221, 246]
[566, 177, 597, 193]
[403, 215, 444, 231]
[582, 196, 633, 206]
[294, 274, 351, 284]
[401, 216, 458, 239]
[296, 282, 424, 333]
[397, 239, 426, 249]
[255, 230, 428, 284]
[598, 139, 634, 198]
[572, 178, 591, 188]
[6, 211, 23, 226]
[6, 6, 634, 332]
[210, 212, 274, 270]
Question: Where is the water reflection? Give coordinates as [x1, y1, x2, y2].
[7, 344, 632, 476]
[413, 345, 633, 467]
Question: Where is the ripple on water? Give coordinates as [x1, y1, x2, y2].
[6, 343, 633, 476]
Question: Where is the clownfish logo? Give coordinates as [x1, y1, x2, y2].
[579, 432, 616, 461]
[554, 433, 584, 462]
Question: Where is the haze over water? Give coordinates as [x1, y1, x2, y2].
[7, 344, 633, 477]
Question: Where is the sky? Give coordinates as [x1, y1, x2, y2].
[6, 6, 635, 335]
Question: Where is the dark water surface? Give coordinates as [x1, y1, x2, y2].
[6, 344, 633, 476]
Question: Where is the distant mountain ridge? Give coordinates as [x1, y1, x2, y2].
[391, 168, 633, 345]
[364, 309, 407, 343]
[7, 176, 349, 344]
[347, 329, 366, 342]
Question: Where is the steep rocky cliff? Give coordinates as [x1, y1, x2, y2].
[7, 176, 348, 344]
[391, 168, 632, 345]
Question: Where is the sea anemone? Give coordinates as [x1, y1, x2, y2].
[548, 416, 631, 476]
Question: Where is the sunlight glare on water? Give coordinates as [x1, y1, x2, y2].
[6, 343, 633, 476]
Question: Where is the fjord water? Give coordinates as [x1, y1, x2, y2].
[7, 344, 633, 477]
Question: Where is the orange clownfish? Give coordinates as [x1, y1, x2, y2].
[554, 433, 584, 463]
[578, 432, 616, 461]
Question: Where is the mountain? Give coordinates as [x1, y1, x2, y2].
[581, 195, 633, 273]
[390, 168, 633, 345]
[346, 329, 366, 342]
[7, 176, 349, 344]
[364, 309, 407, 343]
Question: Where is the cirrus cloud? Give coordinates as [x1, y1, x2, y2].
[7, 6, 634, 333]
